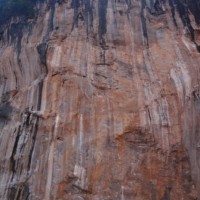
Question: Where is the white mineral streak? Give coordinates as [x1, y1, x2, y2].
[51, 46, 62, 68]
[74, 164, 88, 190]
[174, 41, 191, 98]
[121, 185, 125, 200]
[79, 114, 83, 166]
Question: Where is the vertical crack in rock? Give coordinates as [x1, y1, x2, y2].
[27, 117, 39, 171]
[26, 80, 45, 171]
[37, 43, 48, 67]
[45, 115, 59, 200]
[10, 126, 21, 176]
[141, 0, 149, 47]
[37, 80, 44, 111]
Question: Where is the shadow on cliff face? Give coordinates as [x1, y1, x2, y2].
[187, 0, 200, 25]
[0, 102, 13, 120]
[170, 0, 200, 52]
[7, 183, 30, 200]
[0, 102, 13, 129]
[146, 0, 200, 52]
[0, 91, 15, 126]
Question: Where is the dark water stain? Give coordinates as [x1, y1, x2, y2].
[7, 23, 25, 74]
[0, 102, 13, 119]
[45, 0, 56, 41]
[37, 42, 48, 66]
[125, 0, 133, 13]
[141, 0, 149, 47]
[83, 0, 94, 36]
[169, 0, 200, 52]
[71, 0, 94, 35]
[187, 0, 200, 25]
[38, 0, 56, 73]
[7, 183, 30, 200]
[98, 0, 108, 45]
[154, 0, 165, 14]
[71, 0, 81, 29]
[161, 186, 171, 200]
[37, 80, 43, 111]
[169, 0, 178, 26]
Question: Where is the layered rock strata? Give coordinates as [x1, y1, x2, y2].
[0, 0, 200, 199]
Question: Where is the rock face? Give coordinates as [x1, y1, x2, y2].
[0, 0, 200, 199]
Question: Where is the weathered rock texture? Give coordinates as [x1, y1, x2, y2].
[0, 0, 200, 199]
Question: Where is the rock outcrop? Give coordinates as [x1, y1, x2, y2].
[0, 0, 200, 199]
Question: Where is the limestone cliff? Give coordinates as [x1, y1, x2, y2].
[0, 0, 200, 199]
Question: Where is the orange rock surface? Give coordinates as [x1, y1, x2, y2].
[0, 0, 200, 199]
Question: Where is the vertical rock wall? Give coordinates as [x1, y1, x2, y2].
[0, 0, 200, 199]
